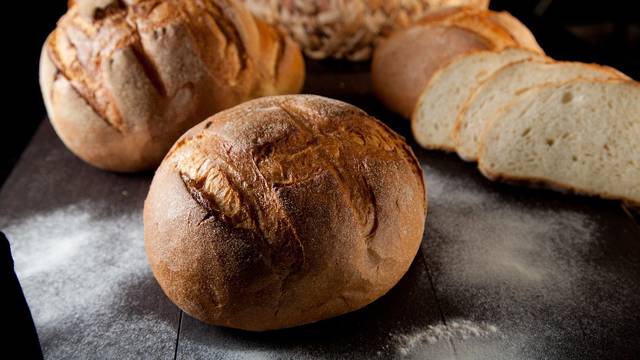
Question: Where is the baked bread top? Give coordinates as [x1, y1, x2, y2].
[41, 0, 305, 172]
[145, 95, 427, 331]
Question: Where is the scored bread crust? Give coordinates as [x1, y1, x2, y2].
[453, 60, 628, 162]
[477, 79, 640, 206]
[41, 0, 305, 172]
[144, 95, 427, 331]
[372, 24, 494, 118]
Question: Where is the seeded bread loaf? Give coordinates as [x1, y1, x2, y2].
[411, 48, 543, 151]
[454, 60, 627, 161]
[240, 0, 490, 61]
[144, 95, 427, 331]
[40, 0, 305, 172]
[478, 79, 640, 205]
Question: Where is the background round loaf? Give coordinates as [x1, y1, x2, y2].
[144, 95, 427, 331]
[240, 0, 490, 61]
[40, 0, 305, 172]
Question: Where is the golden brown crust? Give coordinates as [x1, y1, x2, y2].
[419, 9, 520, 50]
[419, 7, 543, 53]
[41, 0, 305, 172]
[488, 11, 544, 53]
[144, 95, 427, 331]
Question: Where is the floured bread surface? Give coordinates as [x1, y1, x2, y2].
[144, 95, 427, 331]
[411, 48, 541, 151]
[478, 80, 640, 205]
[454, 61, 625, 161]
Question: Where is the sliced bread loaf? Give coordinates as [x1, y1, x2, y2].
[454, 61, 627, 161]
[478, 79, 640, 205]
[372, 25, 494, 118]
[411, 48, 543, 151]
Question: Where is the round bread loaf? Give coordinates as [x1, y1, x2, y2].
[144, 95, 427, 331]
[40, 0, 305, 172]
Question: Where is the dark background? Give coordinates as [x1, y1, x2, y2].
[3, 0, 638, 187]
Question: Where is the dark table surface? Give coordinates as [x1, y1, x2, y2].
[1, 60, 639, 359]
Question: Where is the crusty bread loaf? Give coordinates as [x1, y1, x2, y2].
[371, 7, 546, 119]
[454, 60, 627, 161]
[411, 48, 543, 151]
[241, 0, 489, 61]
[478, 79, 640, 205]
[40, 0, 305, 172]
[144, 95, 427, 331]
[372, 25, 495, 118]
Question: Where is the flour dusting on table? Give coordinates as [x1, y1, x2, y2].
[395, 320, 499, 356]
[1, 200, 177, 359]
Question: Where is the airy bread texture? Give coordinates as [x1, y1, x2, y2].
[40, 0, 305, 172]
[454, 60, 626, 161]
[144, 95, 427, 331]
[372, 8, 542, 118]
[241, 0, 489, 61]
[411, 48, 543, 151]
[478, 79, 640, 205]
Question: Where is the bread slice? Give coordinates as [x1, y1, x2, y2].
[478, 79, 640, 205]
[454, 61, 627, 161]
[372, 25, 494, 118]
[411, 48, 543, 151]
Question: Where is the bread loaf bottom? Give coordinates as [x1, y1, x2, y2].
[478, 79, 640, 205]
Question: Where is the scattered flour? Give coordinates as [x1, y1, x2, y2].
[1, 200, 177, 359]
[395, 320, 499, 356]
[414, 162, 613, 358]
[422, 165, 596, 300]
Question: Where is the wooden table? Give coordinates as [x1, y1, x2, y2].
[1, 60, 639, 359]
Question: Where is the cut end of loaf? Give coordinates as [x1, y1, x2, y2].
[478, 79, 640, 204]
